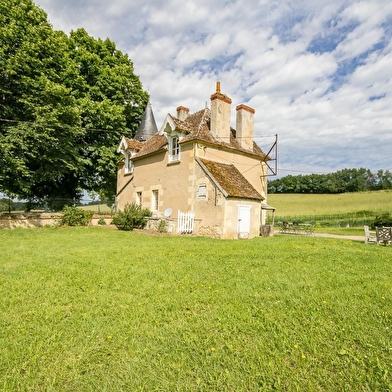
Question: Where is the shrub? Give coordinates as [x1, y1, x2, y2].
[97, 218, 106, 225]
[158, 219, 167, 233]
[59, 205, 93, 226]
[371, 212, 392, 229]
[112, 203, 152, 231]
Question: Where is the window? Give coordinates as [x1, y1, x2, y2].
[169, 135, 180, 162]
[152, 190, 159, 212]
[197, 184, 206, 199]
[125, 152, 134, 174]
[136, 192, 142, 206]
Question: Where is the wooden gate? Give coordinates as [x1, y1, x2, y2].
[178, 211, 194, 234]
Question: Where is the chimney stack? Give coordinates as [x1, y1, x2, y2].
[236, 104, 255, 151]
[210, 81, 232, 142]
[176, 106, 189, 121]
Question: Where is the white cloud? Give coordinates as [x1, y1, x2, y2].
[335, 27, 384, 60]
[34, 0, 392, 174]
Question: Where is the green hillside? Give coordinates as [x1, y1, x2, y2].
[267, 190, 392, 216]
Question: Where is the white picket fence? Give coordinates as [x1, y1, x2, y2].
[177, 211, 195, 234]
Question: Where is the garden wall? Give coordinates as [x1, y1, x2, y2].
[0, 212, 113, 229]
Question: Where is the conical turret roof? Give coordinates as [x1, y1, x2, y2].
[134, 100, 158, 141]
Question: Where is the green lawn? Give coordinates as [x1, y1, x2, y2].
[1, 227, 391, 391]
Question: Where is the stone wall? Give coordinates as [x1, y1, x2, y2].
[0, 212, 62, 228]
[0, 212, 113, 229]
[145, 217, 175, 233]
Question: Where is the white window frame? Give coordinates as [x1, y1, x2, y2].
[136, 191, 142, 206]
[168, 135, 180, 162]
[152, 190, 159, 212]
[124, 151, 134, 174]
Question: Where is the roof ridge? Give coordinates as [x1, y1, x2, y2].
[197, 108, 210, 133]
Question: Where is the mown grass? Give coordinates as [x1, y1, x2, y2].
[1, 227, 391, 391]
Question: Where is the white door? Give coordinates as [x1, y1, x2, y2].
[238, 205, 251, 237]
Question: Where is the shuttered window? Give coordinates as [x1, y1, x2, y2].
[197, 184, 206, 199]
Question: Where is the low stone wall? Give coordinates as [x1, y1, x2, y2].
[0, 212, 62, 229]
[197, 225, 222, 239]
[90, 215, 114, 226]
[0, 212, 114, 229]
[1, 213, 266, 240]
[145, 217, 175, 233]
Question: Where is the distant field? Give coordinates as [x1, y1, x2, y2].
[80, 203, 113, 213]
[267, 190, 392, 216]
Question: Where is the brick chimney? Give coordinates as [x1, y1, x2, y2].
[236, 104, 255, 151]
[176, 106, 189, 121]
[210, 81, 232, 142]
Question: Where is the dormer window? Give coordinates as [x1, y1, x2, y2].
[125, 151, 134, 174]
[117, 136, 141, 176]
[159, 118, 183, 164]
[169, 135, 180, 163]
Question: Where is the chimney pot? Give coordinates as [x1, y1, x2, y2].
[176, 106, 189, 121]
[236, 104, 255, 150]
[210, 82, 232, 142]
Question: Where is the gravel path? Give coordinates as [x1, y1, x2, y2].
[275, 231, 365, 242]
[313, 233, 365, 241]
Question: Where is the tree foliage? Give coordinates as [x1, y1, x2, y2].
[67, 28, 148, 201]
[0, 198, 12, 212]
[0, 0, 148, 206]
[268, 168, 392, 194]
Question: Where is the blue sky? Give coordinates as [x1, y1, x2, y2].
[35, 0, 392, 177]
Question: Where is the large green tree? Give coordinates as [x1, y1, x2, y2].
[0, 0, 148, 207]
[67, 28, 148, 201]
[0, 0, 82, 202]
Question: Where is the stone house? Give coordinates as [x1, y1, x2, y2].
[116, 83, 274, 239]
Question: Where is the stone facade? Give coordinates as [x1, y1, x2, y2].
[116, 83, 273, 239]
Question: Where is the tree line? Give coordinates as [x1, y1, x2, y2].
[0, 0, 148, 208]
[268, 168, 392, 194]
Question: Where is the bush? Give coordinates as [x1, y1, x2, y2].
[158, 219, 167, 233]
[371, 212, 392, 229]
[59, 205, 93, 226]
[112, 203, 152, 231]
[97, 218, 106, 225]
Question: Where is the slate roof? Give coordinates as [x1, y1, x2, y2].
[134, 100, 158, 141]
[197, 158, 263, 201]
[132, 108, 268, 160]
